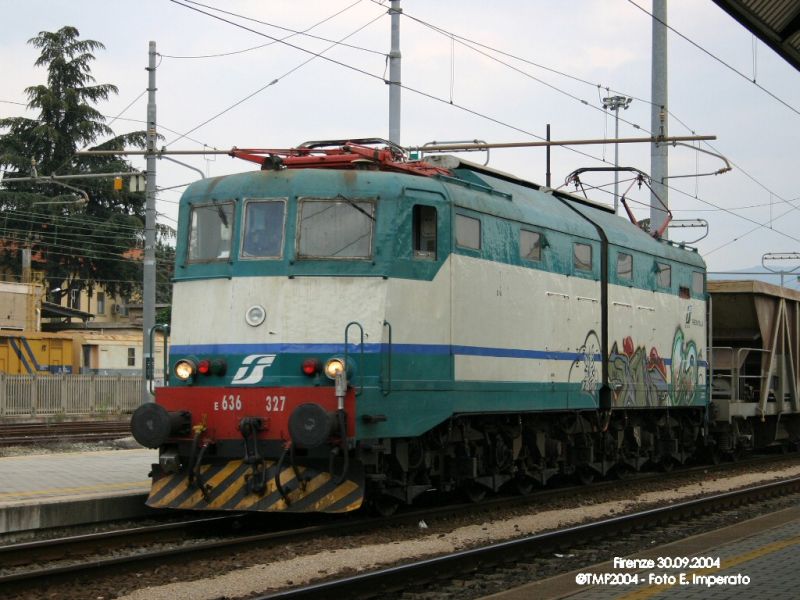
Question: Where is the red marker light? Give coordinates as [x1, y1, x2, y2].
[301, 358, 319, 376]
[197, 359, 211, 375]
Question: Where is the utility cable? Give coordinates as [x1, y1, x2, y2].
[165, 3, 386, 147]
[625, 0, 800, 118]
[162, 0, 384, 59]
[168, 0, 608, 165]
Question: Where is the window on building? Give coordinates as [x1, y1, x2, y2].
[413, 205, 437, 259]
[241, 200, 286, 258]
[96, 292, 105, 315]
[188, 201, 234, 262]
[456, 214, 481, 250]
[520, 230, 541, 261]
[297, 198, 375, 259]
[70, 288, 80, 309]
[127, 347, 136, 367]
[692, 271, 704, 295]
[574, 243, 593, 272]
[617, 253, 632, 280]
[656, 262, 672, 288]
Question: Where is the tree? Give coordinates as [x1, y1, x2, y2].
[0, 26, 151, 303]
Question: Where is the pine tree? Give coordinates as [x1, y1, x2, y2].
[0, 26, 154, 304]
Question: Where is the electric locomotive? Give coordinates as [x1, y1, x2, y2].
[131, 139, 708, 514]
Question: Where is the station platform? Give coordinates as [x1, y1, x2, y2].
[0, 448, 158, 536]
[490, 503, 800, 599]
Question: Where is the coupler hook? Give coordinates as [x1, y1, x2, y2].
[240, 417, 269, 495]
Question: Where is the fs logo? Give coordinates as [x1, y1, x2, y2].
[231, 354, 276, 385]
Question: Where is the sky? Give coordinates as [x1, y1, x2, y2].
[1, 0, 799, 280]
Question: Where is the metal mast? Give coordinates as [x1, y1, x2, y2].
[143, 41, 157, 403]
[650, 0, 669, 236]
[389, 0, 402, 145]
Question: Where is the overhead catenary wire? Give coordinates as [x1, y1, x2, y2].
[624, 0, 800, 119]
[389, 2, 800, 255]
[164, 3, 388, 148]
[167, 0, 610, 165]
[162, 0, 385, 59]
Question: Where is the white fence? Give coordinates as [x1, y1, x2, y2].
[0, 374, 142, 417]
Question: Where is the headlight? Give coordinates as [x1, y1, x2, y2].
[245, 304, 266, 327]
[324, 357, 346, 379]
[174, 359, 197, 381]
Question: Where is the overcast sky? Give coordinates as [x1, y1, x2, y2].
[2, 1, 799, 278]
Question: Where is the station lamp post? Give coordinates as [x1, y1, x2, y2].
[602, 95, 633, 214]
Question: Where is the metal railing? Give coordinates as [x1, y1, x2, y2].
[710, 346, 768, 402]
[0, 374, 142, 417]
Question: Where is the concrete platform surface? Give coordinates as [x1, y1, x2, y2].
[487, 504, 800, 600]
[0, 448, 158, 534]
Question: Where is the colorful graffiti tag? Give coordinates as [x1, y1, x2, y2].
[607, 329, 699, 407]
[608, 337, 669, 407]
[671, 329, 699, 405]
[569, 330, 601, 401]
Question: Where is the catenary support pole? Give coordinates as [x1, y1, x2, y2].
[143, 41, 157, 403]
[650, 0, 669, 236]
[389, 0, 402, 145]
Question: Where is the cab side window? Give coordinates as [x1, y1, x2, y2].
[617, 252, 632, 281]
[574, 242, 592, 272]
[520, 230, 541, 261]
[456, 214, 481, 250]
[413, 205, 437, 259]
[656, 262, 672, 288]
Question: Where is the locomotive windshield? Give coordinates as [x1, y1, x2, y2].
[241, 199, 286, 258]
[296, 197, 375, 259]
[188, 202, 234, 262]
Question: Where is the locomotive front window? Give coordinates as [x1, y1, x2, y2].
[297, 198, 375, 259]
[188, 202, 234, 262]
[241, 200, 286, 259]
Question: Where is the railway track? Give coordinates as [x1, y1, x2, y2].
[0, 420, 131, 446]
[0, 452, 796, 595]
[258, 476, 800, 599]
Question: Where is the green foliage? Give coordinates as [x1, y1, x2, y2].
[0, 26, 159, 302]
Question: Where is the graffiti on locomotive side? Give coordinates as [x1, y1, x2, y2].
[568, 330, 601, 399]
[608, 329, 699, 407]
[608, 337, 669, 407]
[671, 328, 699, 405]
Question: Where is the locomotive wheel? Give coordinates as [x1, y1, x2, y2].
[370, 495, 400, 517]
[514, 475, 535, 496]
[577, 466, 595, 485]
[464, 482, 487, 503]
[614, 464, 635, 480]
